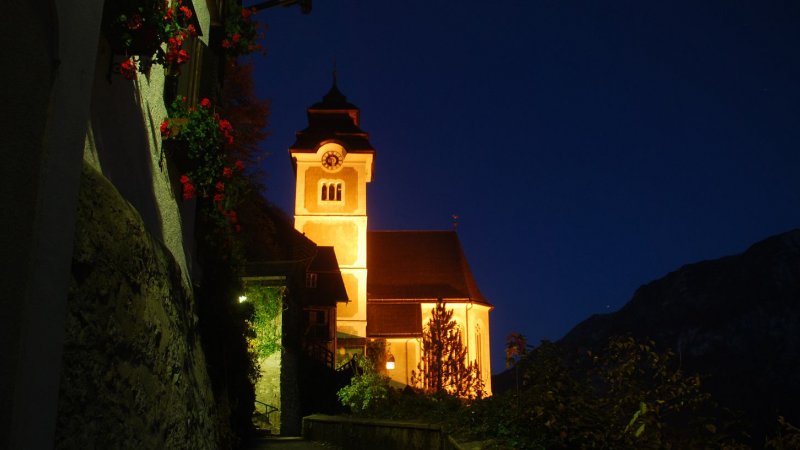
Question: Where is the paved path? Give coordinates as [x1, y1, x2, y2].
[242, 436, 342, 450]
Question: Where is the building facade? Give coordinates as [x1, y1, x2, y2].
[289, 80, 492, 394]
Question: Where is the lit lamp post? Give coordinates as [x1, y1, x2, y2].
[385, 354, 396, 370]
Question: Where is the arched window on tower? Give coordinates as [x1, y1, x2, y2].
[319, 180, 344, 203]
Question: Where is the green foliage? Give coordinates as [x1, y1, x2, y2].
[462, 336, 745, 449]
[765, 416, 800, 449]
[246, 285, 283, 359]
[411, 300, 484, 399]
[337, 356, 391, 414]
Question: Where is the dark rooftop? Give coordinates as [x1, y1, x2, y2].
[366, 230, 490, 305]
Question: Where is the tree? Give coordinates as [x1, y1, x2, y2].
[411, 300, 484, 399]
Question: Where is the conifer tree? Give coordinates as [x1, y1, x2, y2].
[411, 300, 484, 399]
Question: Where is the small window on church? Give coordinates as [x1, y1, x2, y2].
[319, 180, 344, 203]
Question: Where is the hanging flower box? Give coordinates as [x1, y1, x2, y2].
[102, 0, 199, 78]
[102, 0, 162, 55]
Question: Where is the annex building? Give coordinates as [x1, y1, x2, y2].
[289, 79, 492, 393]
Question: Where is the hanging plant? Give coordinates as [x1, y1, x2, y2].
[161, 96, 246, 233]
[103, 0, 198, 79]
[221, 6, 264, 57]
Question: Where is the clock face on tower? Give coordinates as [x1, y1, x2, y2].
[321, 151, 343, 171]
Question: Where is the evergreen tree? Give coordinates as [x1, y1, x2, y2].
[412, 300, 484, 399]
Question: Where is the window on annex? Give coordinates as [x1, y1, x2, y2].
[319, 180, 344, 202]
[306, 272, 318, 288]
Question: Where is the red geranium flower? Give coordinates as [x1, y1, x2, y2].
[213, 193, 224, 204]
[160, 120, 170, 137]
[241, 7, 252, 18]
[182, 181, 195, 200]
[180, 175, 190, 184]
[119, 58, 137, 80]
[127, 13, 143, 30]
[235, 160, 245, 171]
[218, 119, 232, 132]
[179, 5, 192, 19]
[221, 39, 231, 49]
[223, 166, 233, 178]
[200, 98, 211, 109]
[215, 181, 225, 192]
[177, 49, 189, 64]
[187, 24, 197, 36]
[232, 33, 241, 43]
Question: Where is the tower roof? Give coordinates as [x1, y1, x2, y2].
[290, 77, 375, 154]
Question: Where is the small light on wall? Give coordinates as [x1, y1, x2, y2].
[385, 354, 396, 370]
[238, 295, 248, 303]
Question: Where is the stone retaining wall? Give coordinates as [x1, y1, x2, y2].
[302, 414, 454, 450]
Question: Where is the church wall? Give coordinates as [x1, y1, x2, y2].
[420, 302, 493, 395]
[297, 218, 365, 267]
[382, 338, 421, 388]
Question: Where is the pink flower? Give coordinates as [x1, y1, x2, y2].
[200, 98, 211, 109]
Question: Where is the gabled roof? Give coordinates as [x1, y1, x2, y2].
[366, 230, 490, 305]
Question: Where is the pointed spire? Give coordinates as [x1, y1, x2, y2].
[321, 61, 347, 106]
[332, 58, 338, 88]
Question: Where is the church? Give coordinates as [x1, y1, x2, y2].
[288, 78, 493, 394]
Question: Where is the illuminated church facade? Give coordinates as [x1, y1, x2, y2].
[289, 79, 492, 394]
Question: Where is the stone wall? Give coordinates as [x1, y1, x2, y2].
[55, 163, 219, 449]
[302, 415, 449, 450]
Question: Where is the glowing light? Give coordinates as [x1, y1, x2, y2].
[238, 295, 248, 303]
[385, 354, 396, 370]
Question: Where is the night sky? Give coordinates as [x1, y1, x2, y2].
[244, 0, 800, 374]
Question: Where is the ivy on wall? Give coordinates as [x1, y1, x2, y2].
[247, 285, 283, 359]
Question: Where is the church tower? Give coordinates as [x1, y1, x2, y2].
[289, 77, 375, 346]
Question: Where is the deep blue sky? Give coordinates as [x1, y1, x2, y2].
[244, 0, 800, 374]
